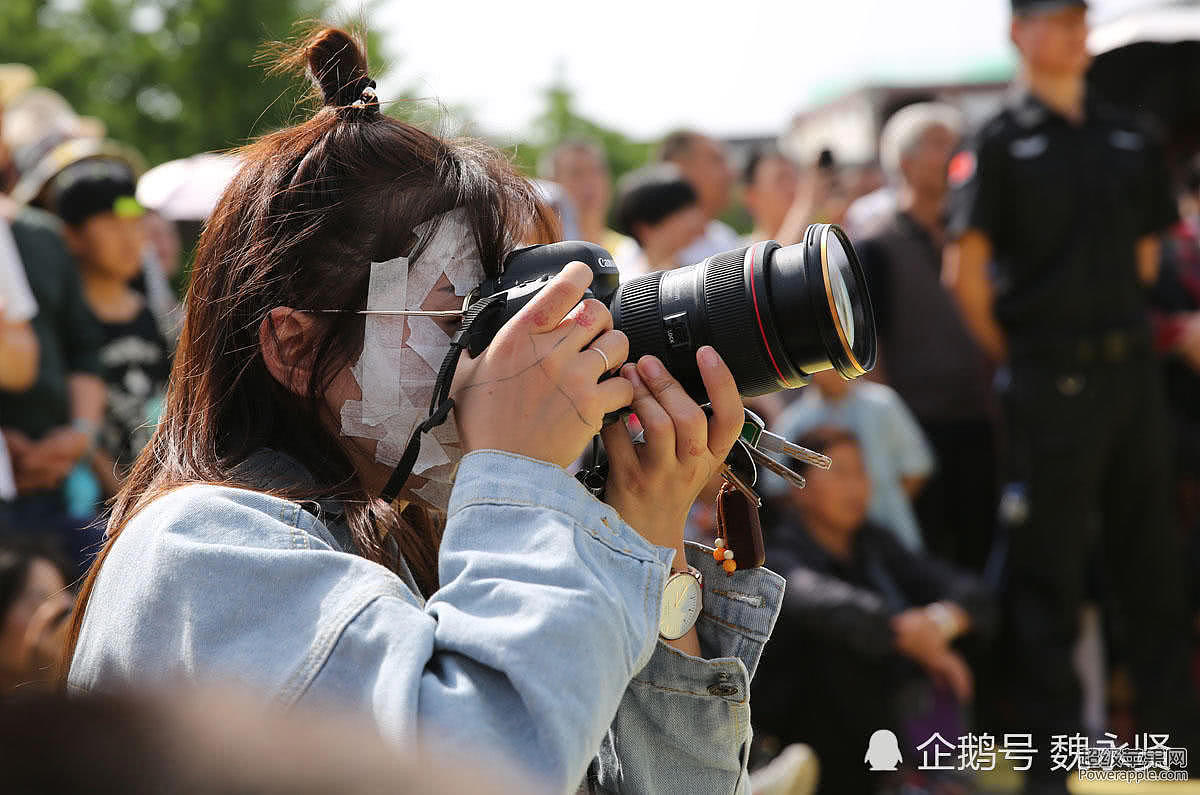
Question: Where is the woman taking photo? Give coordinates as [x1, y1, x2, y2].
[61, 26, 783, 794]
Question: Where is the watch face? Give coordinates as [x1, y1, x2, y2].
[659, 573, 702, 640]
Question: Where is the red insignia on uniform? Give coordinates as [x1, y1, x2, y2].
[948, 151, 976, 186]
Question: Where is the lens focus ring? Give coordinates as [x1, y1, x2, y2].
[611, 270, 671, 371]
[704, 247, 781, 397]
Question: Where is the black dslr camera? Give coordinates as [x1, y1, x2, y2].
[381, 223, 877, 519]
[467, 223, 877, 402]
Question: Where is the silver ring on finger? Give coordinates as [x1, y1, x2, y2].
[588, 345, 612, 373]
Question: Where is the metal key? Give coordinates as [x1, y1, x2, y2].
[754, 432, 832, 471]
[703, 405, 832, 473]
[739, 408, 832, 470]
[745, 444, 807, 490]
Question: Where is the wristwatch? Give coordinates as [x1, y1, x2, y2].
[659, 564, 703, 640]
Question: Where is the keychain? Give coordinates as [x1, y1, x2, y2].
[709, 408, 828, 576]
[713, 478, 767, 575]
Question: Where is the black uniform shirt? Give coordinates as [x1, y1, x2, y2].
[946, 91, 1177, 344]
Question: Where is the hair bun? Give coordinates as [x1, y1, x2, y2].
[303, 28, 373, 109]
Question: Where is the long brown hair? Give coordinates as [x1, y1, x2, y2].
[60, 25, 556, 676]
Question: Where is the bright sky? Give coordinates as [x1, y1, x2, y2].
[360, 0, 1157, 141]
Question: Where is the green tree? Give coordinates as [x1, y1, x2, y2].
[510, 75, 654, 181]
[0, 0, 405, 165]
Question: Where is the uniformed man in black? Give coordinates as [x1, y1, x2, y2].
[945, 0, 1197, 792]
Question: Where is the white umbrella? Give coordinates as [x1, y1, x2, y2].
[1090, 0, 1200, 54]
[136, 153, 241, 222]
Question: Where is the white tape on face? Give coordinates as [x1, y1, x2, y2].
[406, 316, 455, 373]
[416, 207, 489, 296]
[341, 209, 487, 509]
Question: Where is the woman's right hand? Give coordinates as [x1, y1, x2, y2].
[451, 261, 634, 469]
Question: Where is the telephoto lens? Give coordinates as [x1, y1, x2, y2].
[609, 223, 876, 402]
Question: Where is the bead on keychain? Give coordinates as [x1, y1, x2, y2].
[712, 475, 736, 573]
[713, 537, 737, 575]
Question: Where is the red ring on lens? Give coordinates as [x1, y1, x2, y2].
[748, 244, 787, 384]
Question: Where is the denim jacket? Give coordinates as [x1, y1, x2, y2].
[69, 449, 784, 793]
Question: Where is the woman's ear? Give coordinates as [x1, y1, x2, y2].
[260, 307, 320, 396]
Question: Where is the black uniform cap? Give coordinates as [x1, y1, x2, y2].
[1012, 0, 1087, 14]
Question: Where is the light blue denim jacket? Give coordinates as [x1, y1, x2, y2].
[69, 449, 784, 793]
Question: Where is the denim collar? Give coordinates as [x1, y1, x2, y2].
[229, 448, 352, 545]
[229, 449, 417, 597]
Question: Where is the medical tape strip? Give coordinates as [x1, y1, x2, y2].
[342, 208, 486, 493]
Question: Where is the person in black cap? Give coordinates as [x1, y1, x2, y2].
[48, 155, 170, 501]
[945, 1, 1198, 792]
[611, 163, 707, 280]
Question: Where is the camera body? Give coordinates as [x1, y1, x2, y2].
[473, 240, 621, 325]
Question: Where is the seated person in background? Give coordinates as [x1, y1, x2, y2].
[46, 154, 170, 499]
[753, 427, 993, 795]
[0, 534, 72, 693]
[770, 368, 934, 551]
[610, 163, 707, 281]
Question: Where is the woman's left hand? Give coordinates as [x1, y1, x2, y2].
[601, 347, 744, 556]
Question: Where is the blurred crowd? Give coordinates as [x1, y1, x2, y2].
[0, 62, 179, 691]
[1, 3, 1200, 794]
[542, 107, 1200, 793]
[539, 119, 1006, 795]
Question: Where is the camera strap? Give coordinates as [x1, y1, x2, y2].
[379, 292, 509, 504]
